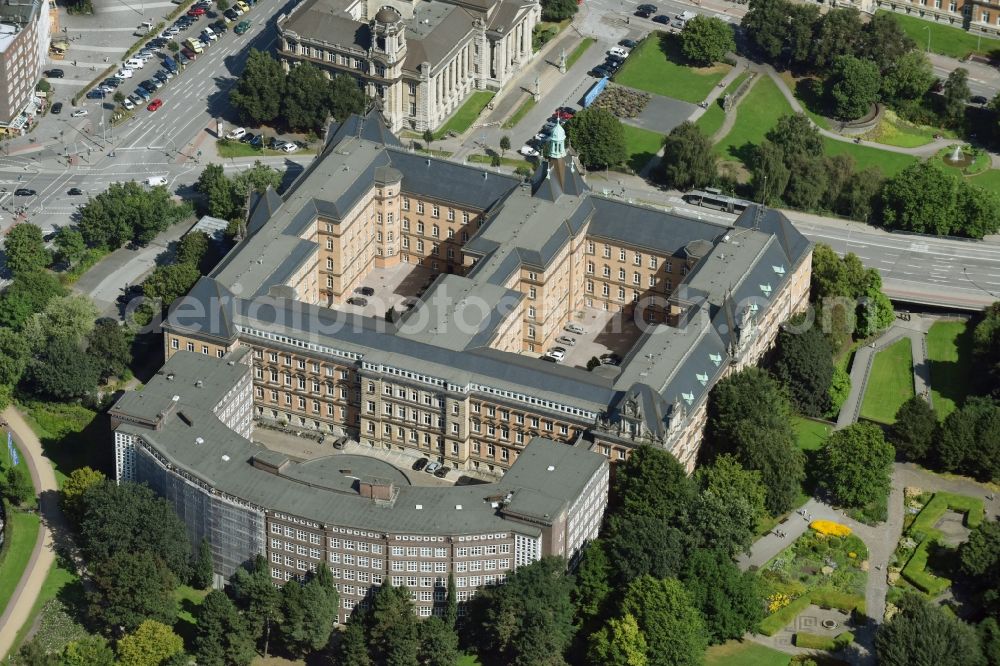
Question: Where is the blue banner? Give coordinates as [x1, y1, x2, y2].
[583, 77, 609, 108]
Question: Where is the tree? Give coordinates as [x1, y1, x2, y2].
[704, 368, 805, 514]
[810, 8, 863, 70]
[4, 223, 50, 274]
[0, 270, 65, 330]
[875, 593, 984, 666]
[25, 335, 100, 400]
[587, 613, 648, 666]
[15, 641, 61, 666]
[881, 50, 934, 102]
[680, 16, 735, 66]
[230, 555, 282, 657]
[942, 68, 971, 126]
[88, 551, 179, 632]
[819, 422, 894, 509]
[337, 615, 372, 666]
[660, 122, 717, 190]
[87, 318, 133, 381]
[60, 466, 105, 522]
[283, 62, 335, 131]
[612, 444, 698, 520]
[0, 327, 29, 387]
[196, 163, 237, 219]
[975, 302, 1000, 382]
[24, 294, 98, 350]
[466, 557, 576, 666]
[840, 166, 883, 222]
[423, 129, 435, 148]
[79, 480, 192, 577]
[62, 635, 115, 666]
[785, 3, 821, 67]
[278, 564, 339, 656]
[620, 576, 706, 666]
[230, 49, 285, 125]
[490, 153, 502, 167]
[573, 540, 612, 622]
[565, 107, 627, 170]
[78, 180, 189, 249]
[53, 227, 87, 267]
[541, 0, 577, 21]
[605, 513, 694, 583]
[500, 135, 511, 157]
[936, 396, 1000, 479]
[828, 55, 881, 120]
[960, 520, 1000, 583]
[168, 41, 179, 53]
[680, 549, 763, 643]
[117, 620, 185, 666]
[417, 616, 460, 666]
[767, 113, 823, 158]
[890, 396, 938, 461]
[750, 140, 790, 205]
[445, 573, 457, 629]
[141, 261, 202, 306]
[2, 465, 33, 506]
[232, 160, 283, 202]
[190, 538, 214, 589]
[692, 454, 767, 556]
[860, 12, 915, 73]
[328, 74, 367, 122]
[194, 590, 256, 666]
[773, 323, 835, 416]
[366, 583, 419, 666]
[742, 0, 796, 60]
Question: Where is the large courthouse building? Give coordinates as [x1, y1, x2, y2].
[276, 0, 539, 132]
[111, 110, 811, 608]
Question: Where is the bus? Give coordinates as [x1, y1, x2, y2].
[682, 188, 752, 214]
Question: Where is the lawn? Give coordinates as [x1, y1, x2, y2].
[614, 32, 731, 104]
[715, 75, 789, 163]
[502, 97, 536, 129]
[566, 37, 596, 70]
[969, 169, 1000, 195]
[457, 655, 483, 666]
[434, 91, 495, 139]
[0, 506, 41, 629]
[695, 71, 751, 139]
[216, 139, 262, 158]
[621, 123, 664, 173]
[860, 338, 914, 424]
[705, 641, 790, 666]
[864, 110, 951, 149]
[5, 560, 79, 659]
[926, 320, 975, 419]
[19, 401, 106, 486]
[174, 584, 210, 650]
[822, 138, 917, 177]
[467, 153, 533, 170]
[793, 416, 832, 452]
[883, 10, 1000, 59]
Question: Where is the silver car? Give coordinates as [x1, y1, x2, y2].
[556, 335, 576, 346]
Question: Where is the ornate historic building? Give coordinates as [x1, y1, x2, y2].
[276, 0, 540, 132]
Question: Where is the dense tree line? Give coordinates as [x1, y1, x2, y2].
[565, 107, 627, 171]
[195, 160, 283, 231]
[230, 50, 367, 131]
[78, 181, 191, 250]
[679, 16, 735, 66]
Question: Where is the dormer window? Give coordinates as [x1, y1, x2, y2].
[696, 372, 708, 385]
[772, 265, 786, 275]
[759, 284, 772, 296]
[681, 392, 694, 405]
[709, 353, 722, 366]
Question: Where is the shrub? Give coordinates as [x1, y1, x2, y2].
[810, 520, 852, 537]
[794, 631, 853, 650]
[901, 539, 951, 595]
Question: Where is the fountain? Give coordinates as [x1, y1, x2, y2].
[821, 619, 838, 630]
[948, 144, 965, 163]
[943, 144, 975, 169]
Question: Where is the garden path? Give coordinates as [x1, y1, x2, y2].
[763, 66, 958, 158]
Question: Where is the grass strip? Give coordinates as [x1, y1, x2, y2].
[502, 97, 536, 129]
[566, 38, 596, 71]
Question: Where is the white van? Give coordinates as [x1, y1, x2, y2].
[125, 58, 145, 69]
[145, 176, 168, 186]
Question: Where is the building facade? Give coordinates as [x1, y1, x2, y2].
[162, 110, 812, 477]
[276, 0, 539, 132]
[111, 349, 609, 619]
[0, 0, 48, 133]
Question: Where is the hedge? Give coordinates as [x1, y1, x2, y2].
[123, 22, 165, 62]
[794, 631, 855, 650]
[759, 595, 812, 636]
[759, 588, 865, 637]
[911, 492, 984, 534]
[901, 539, 951, 595]
[71, 65, 117, 106]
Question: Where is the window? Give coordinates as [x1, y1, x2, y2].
[634, 252, 641, 265]
[618, 268, 625, 281]
[528, 287, 536, 299]
[171, 338, 179, 349]
[603, 245, 610, 258]
[432, 204, 439, 218]
[633, 272, 641, 285]
[586, 262, 594, 274]
[649, 256, 658, 269]
[619, 249, 626, 261]
[602, 265, 610, 278]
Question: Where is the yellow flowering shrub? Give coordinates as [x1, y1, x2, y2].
[767, 593, 791, 613]
[810, 520, 852, 538]
[848, 552, 857, 559]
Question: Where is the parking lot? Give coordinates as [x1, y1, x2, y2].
[337, 263, 436, 319]
[542, 307, 645, 369]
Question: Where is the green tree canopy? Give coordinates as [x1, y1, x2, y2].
[680, 548, 763, 643]
[773, 323, 835, 416]
[680, 16, 735, 66]
[417, 615, 460, 666]
[565, 107, 627, 170]
[890, 395, 938, 462]
[4, 222, 50, 274]
[540, 0, 577, 21]
[587, 612, 648, 666]
[328, 74, 367, 121]
[819, 421, 894, 510]
[230, 554, 282, 658]
[190, 538, 214, 590]
[0, 269, 65, 330]
[828, 55, 881, 120]
[881, 50, 934, 102]
[194, 590, 256, 666]
[704, 367, 805, 514]
[87, 318, 133, 382]
[230, 49, 285, 125]
[572, 540, 612, 622]
[0, 327, 29, 387]
[1, 464, 33, 506]
[621, 576, 707, 666]
[942, 67, 971, 126]
[693, 453, 768, 556]
[88, 552, 179, 633]
[116, 620, 185, 666]
[78, 180, 189, 249]
[283, 62, 334, 131]
[659, 122, 717, 190]
[810, 7, 863, 70]
[936, 396, 1000, 479]
[860, 12, 915, 73]
[196, 163, 237, 219]
[53, 227, 87, 268]
[60, 466, 105, 522]
[366, 583, 419, 666]
[25, 335, 100, 400]
[875, 593, 983, 666]
[62, 635, 115, 666]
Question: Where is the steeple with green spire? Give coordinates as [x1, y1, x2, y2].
[546, 120, 566, 159]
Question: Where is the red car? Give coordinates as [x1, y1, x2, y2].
[553, 107, 576, 121]
[187, 6, 206, 15]
[147, 98, 163, 112]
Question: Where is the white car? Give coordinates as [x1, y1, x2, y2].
[609, 46, 630, 58]
[202, 31, 218, 41]
[71, 109, 88, 117]
[281, 142, 298, 153]
[233, 5, 245, 14]
[519, 145, 539, 157]
[121, 98, 135, 110]
[545, 349, 566, 362]
[227, 127, 247, 140]
[116, 68, 134, 79]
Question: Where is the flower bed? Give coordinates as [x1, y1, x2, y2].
[592, 84, 651, 119]
[810, 520, 852, 538]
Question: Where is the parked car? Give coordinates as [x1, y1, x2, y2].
[117, 68, 134, 79]
[46, 69, 64, 78]
[212, 19, 228, 32]
[268, 136, 285, 150]
[234, 19, 251, 34]
[565, 323, 585, 335]
[14, 188, 35, 196]
[591, 65, 611, 78]
[556, 335, 576, 346]
[187, 6, 206, 16]
[129, 93, 144, 105]
[50, 102, 62, 114]
[412, 457, 429, 471]
[239, 132, 256, 143]
[134, 87, 151, 101]
[599, 353, 621, 366]
[434, 466, 450, 478]
[620, 38, 637, 48]
[201, 30, 218, 42]
[280, 142, 298, 153]
[553, 107, 575, 120]
[346, 296, 368, 306]
[356, 286, 375, 296]
[86, 90, 105, 99]
[653, 14, 669, 23]
[545, 348, 566, 362]
[227, 127, 247, 140]
[181, 48, 197, 61]
[236, 0, 250, 11]
[634, 8, 653, 18]
[972, 95, 989, 105]
[249, 134, 263, 148]
[671, 19, 684, 28]
[67, 187, 83, 195]
[636, 3, 657, 10]
[519, 145, 539, 157]
[424, 461, 442, 474]
[71, 109, 88, 117]
[122, 98, 135, 110]
[154, 71, 168, 83]
[609, 46, 630, 58]
[224, 8, 239, 22]
[147, 98, 163, 111]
